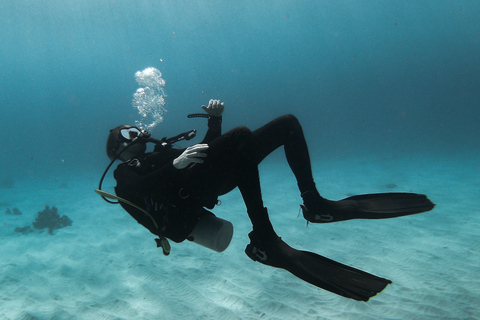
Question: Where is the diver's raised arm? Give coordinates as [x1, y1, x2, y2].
[201, 99, 224, 117]
[201, 99, 224, 143]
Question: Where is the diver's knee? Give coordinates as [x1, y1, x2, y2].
[283, 114, 299, 124]
[235, 126, 252, 137]
[230, 126, 252, 143]
[276, 114, 301, 130]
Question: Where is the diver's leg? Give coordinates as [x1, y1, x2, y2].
[200, 115, 317, 198]
[249, 115, 335, 219]
[250, 114, 317, 193]
[228, 127, 276, 238]
[238, 166, 277, 240]
[248, 114, 435, 223]
[192, 125, 276, 237]
[237, 124, 392, 301]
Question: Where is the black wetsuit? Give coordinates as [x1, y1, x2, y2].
[112, 114, 435, 302]
[114, 114, 316, 242]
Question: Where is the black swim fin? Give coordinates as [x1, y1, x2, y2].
[301, 192, 435, 223]
[245, 232, 392, 301]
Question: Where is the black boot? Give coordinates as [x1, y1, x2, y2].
[245, 230, 289, 269]
[244, 207, 285, 268]
[300, 190, 340, 223]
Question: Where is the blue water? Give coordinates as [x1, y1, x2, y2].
[1, 1, 479, 319]
[2, 0, 479, 177]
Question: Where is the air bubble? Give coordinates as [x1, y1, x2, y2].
[132, 67, 167, 130]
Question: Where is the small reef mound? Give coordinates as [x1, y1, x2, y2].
[14, 226, 34, 235]
[12, 205, 73, 235]
[5, 207, 22, 215]
[33, 205, 72, 235]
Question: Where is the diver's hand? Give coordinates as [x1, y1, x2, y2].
[201, 99, 224, 117]
[173, 144, 209, 169]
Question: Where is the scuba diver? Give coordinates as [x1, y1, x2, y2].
[98, 99, 434, 302]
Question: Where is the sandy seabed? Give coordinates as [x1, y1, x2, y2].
[1, 152, 479, 320]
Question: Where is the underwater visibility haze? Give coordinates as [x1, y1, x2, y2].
[1, 1, 479, 319]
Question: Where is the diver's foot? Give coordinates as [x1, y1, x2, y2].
[300, 203, 358, 223]
[300, 203, 336, 223]
[300, 190, 357, 223]
[245, 231, 292, 269]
